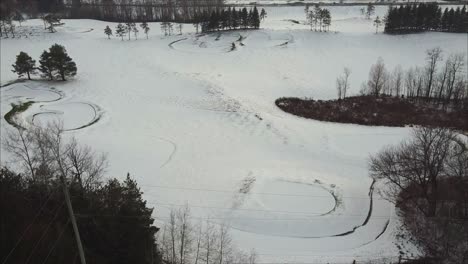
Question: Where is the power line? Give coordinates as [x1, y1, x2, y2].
[25, 201, 66, 264]
[148, 202, 391, 218]
[140, 184, 380, 200]
[69, 194, 383, 218]
[40, 218, 71, 264]
[1, 190, 57, 264]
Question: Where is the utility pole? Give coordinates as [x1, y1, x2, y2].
[60, 175, 87, 264]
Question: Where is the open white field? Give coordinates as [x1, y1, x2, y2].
[1, 5, 467, 263]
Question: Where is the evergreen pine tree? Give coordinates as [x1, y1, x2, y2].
[104, 25, 112, 39]
[461, 6, 468, 33]
[374, 16, 382, 33]
[252, 6, 260, 29]
[322, 9, 331, 32]
[125, 22, 133, 40]
[260, 8, 267, 21]
[366, 3, 375, 19]
[241, 8, 248, 29]
[193, 12, 201, 33]
[314, 5, 322, 31]
[160, 22, 169, 36]
[38, 50, 54, 80]
[140, 22, 150, 39]
[232, 8, 239, 29]
[441, 8, 449, 31]
[12, 52, 36, 80]
[132, 24, 139, 39]
[208, 11, 218, 31]
[453, 7, 462, 32]
[447, 8, 455, 31]
[115, 23, 126, 40]
[220, 9, 228, 30]
[48, 44, 77, 81]
[227, 7, 233, 29]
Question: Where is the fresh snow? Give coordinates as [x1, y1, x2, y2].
[1, 5, 466, 263]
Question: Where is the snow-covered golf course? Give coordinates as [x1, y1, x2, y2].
[1, 5, 466, 263]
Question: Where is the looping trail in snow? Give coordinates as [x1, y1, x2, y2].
[225, 178, 387, 243]
[1, 81, 103, 131]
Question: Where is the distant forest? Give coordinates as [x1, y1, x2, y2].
[384, 3, 468, 33]
[199, 7, 261, 32]
[0, 0, 226, 23]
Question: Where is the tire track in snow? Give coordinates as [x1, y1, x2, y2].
[168, 37, 188, 49]
[157, 137, 177, 168]
[2, 82, 103, 131]
[332, 179, 376, 237]
[227, 179, 388, 242]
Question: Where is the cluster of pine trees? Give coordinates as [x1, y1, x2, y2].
[384, 3, 468, 33]
[195, 7, 263, 33]
[12, 44, 77, 81]
[105, 22, 150, 40]
[305, 5, 332, 32]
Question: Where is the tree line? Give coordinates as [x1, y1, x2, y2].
[305, 5, 332, 32]
[104, 22, 150, 40]
[159, 206, 258, 264]
[360, 47, 467, 110]
[384, 3, 468, 34]
[1, 0, 227, 23]
[196, 7, 263, 33]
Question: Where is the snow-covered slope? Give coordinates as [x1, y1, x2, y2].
[1, 6, 466, 263]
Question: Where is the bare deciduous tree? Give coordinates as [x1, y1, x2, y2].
[367, 57, 388, 97]
[369, 127, 462, 217]
[424, 47, 443, 98]
[2, 122, 107, 189]
[336, 67, 351, 100]
[391, 65, 404, 97]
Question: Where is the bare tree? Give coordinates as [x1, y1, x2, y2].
[203, 219, 216, 264]
[373, 16, 382, 33]
[336, 67, 351, 100]
[158, 211, 258, 264]
[194, 221, 203, 264]
[216, 223, 232, 264]
[391, 65, 404, 97]
[369, 127, 459, 217]
[2, 127, 36, 178]
[248, 249, 257, 264]
[367, 57, 388, 97]
[169, 210, 178, 264]
[424, 47, 443, 98]
[3, 122, 107, 190]
[177, 204, 193, 264]
[435, 57, 451, 103]
[444, 53, 465, 104]
[66, 138, 107, 190]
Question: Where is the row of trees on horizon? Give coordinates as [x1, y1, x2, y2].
[384, 3, 468, 33]
[0, 0, 227, 23]
[198, 7, 264, 33]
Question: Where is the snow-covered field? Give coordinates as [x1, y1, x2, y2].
[1, 5, 466, 263]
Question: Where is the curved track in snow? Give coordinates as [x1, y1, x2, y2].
[1, 82, 103, 131]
